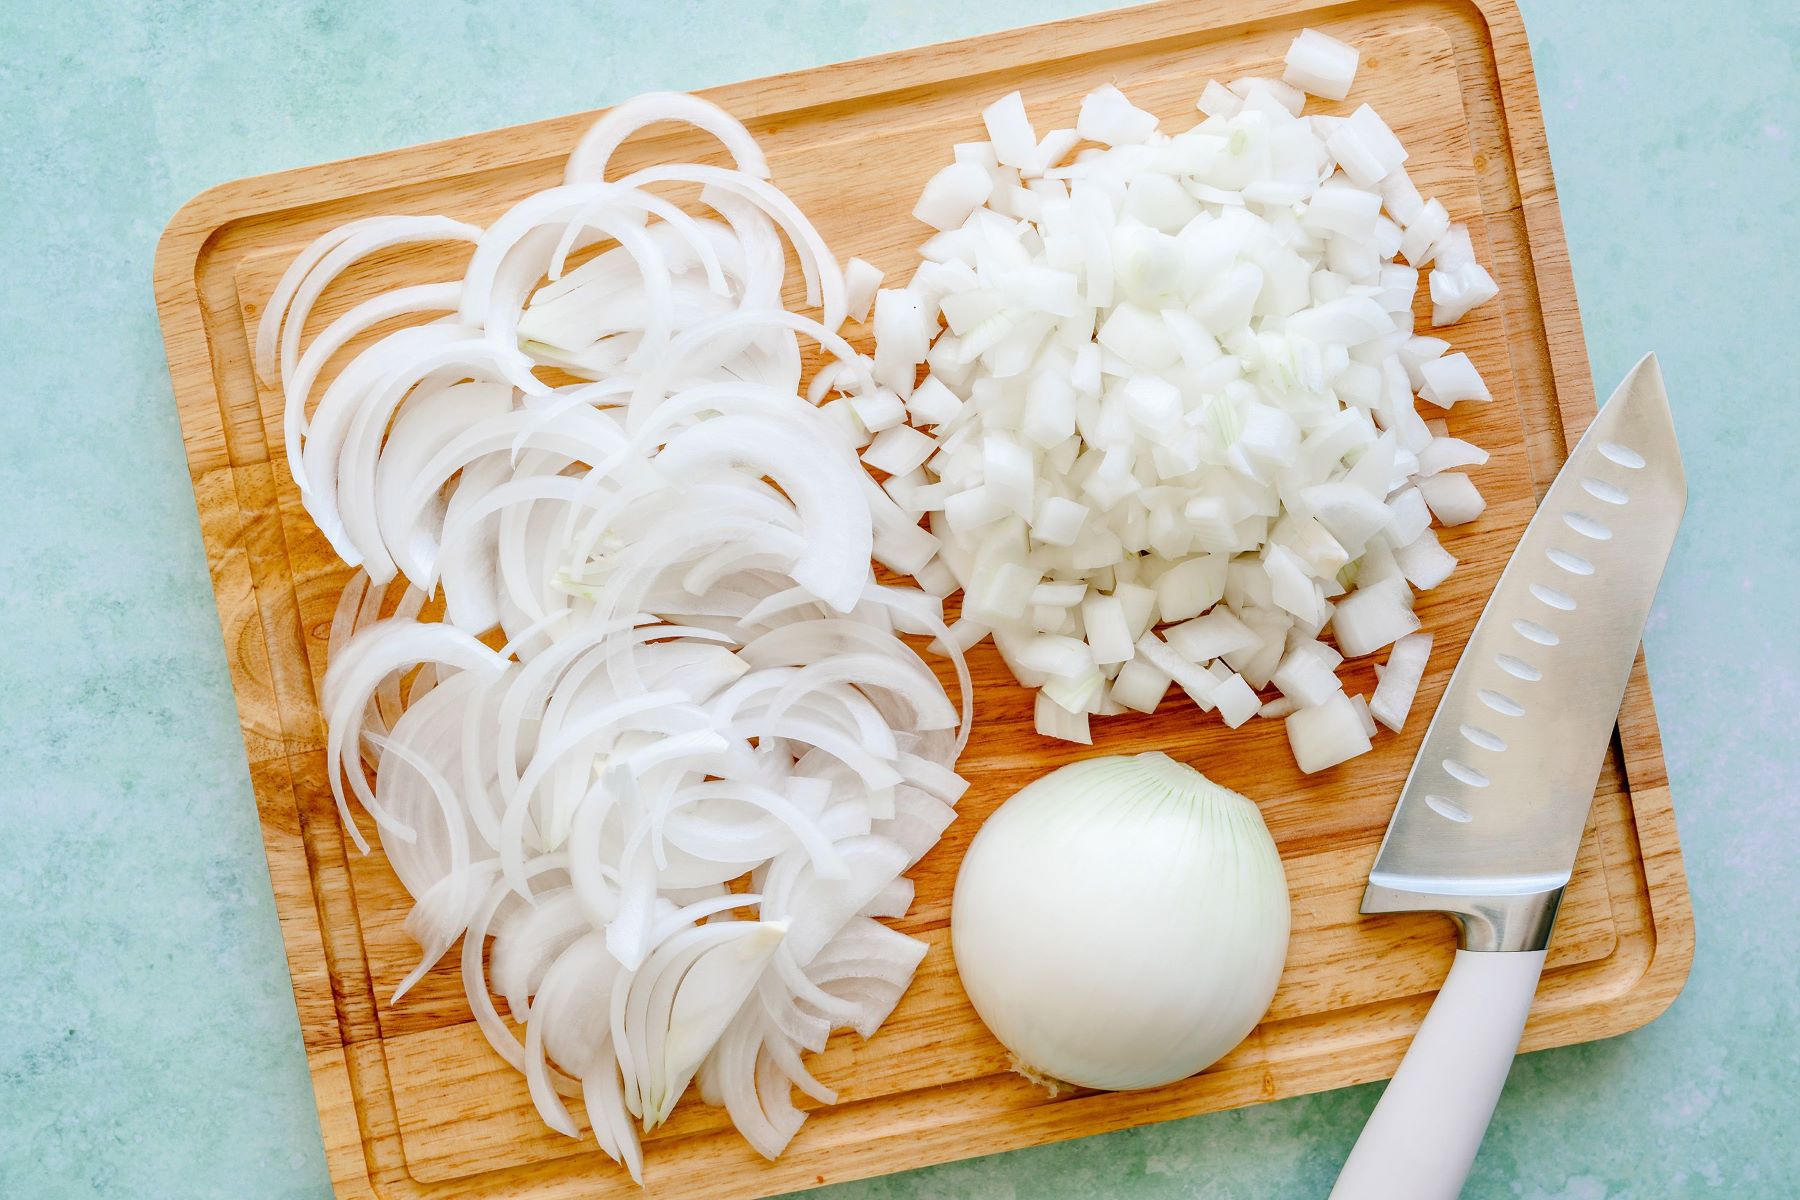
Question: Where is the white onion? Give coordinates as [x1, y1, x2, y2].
[891, 65, 1492, 770]
[1417, 351, 1492, 407]
[1285, 691, 1374, 773]
[913, 162, 995, 232]
[1111, 656, 1172, 712]
[1165, 608, 1259, 662]
[563, 91, 770, 186]
[1211, 670, 1261, 728]
[1417, 471, 1487, 526]
[1328, 104, 1408, 187]
[1283, 29, 1361, 102]
[862, 424, 938, 476]
[1272, 642, 1343, 708]
[1198, 80, 1241, 119]
[264, 94, 969, 1180]
[844, 256, 882, 323]
[1370, 631, 1433, 731]
[1033, 689, 1093, 744]
[1332, 576, 1421, 656]
[1077, 84, 1160, 146]
[1417, 435, 1490, 476]
[1429, 262, 1500, 326]
[1394, 528, 1458, 589]
[952, 753, 1289, 1091]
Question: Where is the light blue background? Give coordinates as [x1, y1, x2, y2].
[1, 1, 1793, 1196]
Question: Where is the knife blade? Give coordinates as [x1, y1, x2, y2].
[1332, 353, 1685, 1200]
[1361, 351, 1686, 947]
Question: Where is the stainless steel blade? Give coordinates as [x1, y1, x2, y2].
[1363, 354, 1685, 952]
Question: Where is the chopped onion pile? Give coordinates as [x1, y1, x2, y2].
[872, 30, 1490, 770]
[258, 92, 969, 1178]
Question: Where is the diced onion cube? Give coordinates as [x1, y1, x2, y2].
[1328, 105, 1407, 187]
[1111, 656, 1172, 712]
[983, 91, 1040, 170]
[1022, 369, 1077, 447]
[1032, 495, 1090, 546]
[872, 289, 929, 396]
[851, 388, 906, 433]
[967, 559, 1038, 621]
[1434, 224, 1476, 270]
[1429, 262, 1500, 326]
[1077, 84, 1159, 146]
[1285, 693, 1374, 773]
[915, 556, 958, 598]
[1385, 485, 1432, 548]
[1332, 578, 1421, 656]
[1283, 28, 1361, 101]
[1016, 633, 1095, 678]
[1136, 633, 1219, 710]
[1272, 645, 1343, 708]
[1417, 436, 1490, 476]
[1198, 79, 1242, 118]
[1229, 77, 1306, 118]
[1399, 199, 1450, 266]
[1032, 580, 1087, 607]
[1212, 671, 1261, 728]
[906, 375, 965, 428]
[1165, 608, 1260, 662]
[983, 434, 1035, 517]
[1081, 592, 1135, 665]
[1370, 632, 1433, 731]
[1113, 582, 1157, 641]
[1035, 128, 1081, 173]
[943, 484, 1005, 534]
[913, 161, 994, 231]
[1300, 481, 1393, 553]
[1393, 529, 1457, 590]
[1034, 689, 1092, 744]
[862, 424, 938, 476]
[1379, 168, 1425, 225]
[1417, 352, 1492, 408]
[1301, 180, 1382, 238]
[1155, 554, 1227, 623]
[845, 257, 883, 323]
[1264, 544, 1323, 622]
[1417, 472, 1486, 526]
[1041, 666, 1103, 714]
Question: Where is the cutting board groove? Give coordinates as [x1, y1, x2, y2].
[154, 1, 1693, 1196]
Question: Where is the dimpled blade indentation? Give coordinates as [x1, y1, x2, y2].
[1598, 440, 1646, 469]
[1564, 511, 1613, 540]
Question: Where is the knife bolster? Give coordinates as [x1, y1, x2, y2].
[1360, 882, 1566, 953]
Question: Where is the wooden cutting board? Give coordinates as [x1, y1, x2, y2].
[152, 0, 1693, 1196]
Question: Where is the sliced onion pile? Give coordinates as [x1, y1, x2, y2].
[862, 29, 1494, 769]
[258, 93, 970, 1179]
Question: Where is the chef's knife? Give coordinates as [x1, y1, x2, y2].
[1331, 353, 1685, 1199]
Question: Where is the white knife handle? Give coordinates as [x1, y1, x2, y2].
[1330, 949, 1546, 1200]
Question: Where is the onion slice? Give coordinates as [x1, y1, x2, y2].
[274, 92, 965, 1179]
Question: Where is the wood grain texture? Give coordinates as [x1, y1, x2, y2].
[151, 1, 1694, 1196]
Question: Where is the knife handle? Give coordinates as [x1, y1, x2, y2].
[1330, 948, 1546, 1200]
